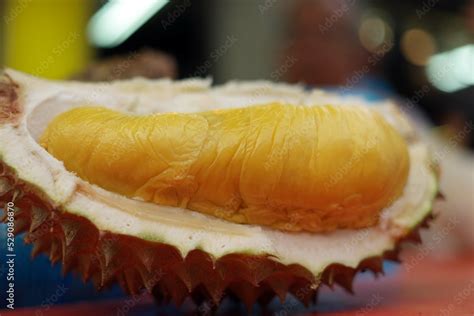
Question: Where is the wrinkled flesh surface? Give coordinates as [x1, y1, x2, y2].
[40, 103, 409, 232]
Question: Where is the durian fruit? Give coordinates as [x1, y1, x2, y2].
[0, 69, 439, 309]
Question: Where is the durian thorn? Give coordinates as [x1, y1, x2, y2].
[29, 206, 51, 232]
[11, 189, 21, 203]
[0, 177, 12, 196]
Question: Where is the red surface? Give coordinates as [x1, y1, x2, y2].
[3, 253, 474, 315]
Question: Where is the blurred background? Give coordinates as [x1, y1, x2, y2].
[0, 0, 473, 313]
[1, 0, 473, 140]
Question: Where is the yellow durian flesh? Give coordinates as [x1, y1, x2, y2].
[40, 103, 409, 232]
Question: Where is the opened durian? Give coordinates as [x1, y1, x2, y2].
[0, 69, 439, 308]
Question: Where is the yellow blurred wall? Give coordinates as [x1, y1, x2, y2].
[4, 0, 93, 79]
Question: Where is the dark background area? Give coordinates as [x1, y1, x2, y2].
[92, 0, 473, 147]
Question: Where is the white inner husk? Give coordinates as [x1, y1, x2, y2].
[0, 70, 437, 275]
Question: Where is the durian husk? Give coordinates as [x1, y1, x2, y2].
[0, 160, 438, 308]
[0, 70, 441, 309]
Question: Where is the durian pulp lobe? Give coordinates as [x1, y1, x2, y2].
[40, 103, 410, 232]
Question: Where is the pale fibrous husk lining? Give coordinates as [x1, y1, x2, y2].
[0, 69, 440, 309]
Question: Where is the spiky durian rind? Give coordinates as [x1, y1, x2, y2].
[0, 152, 438, 309]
